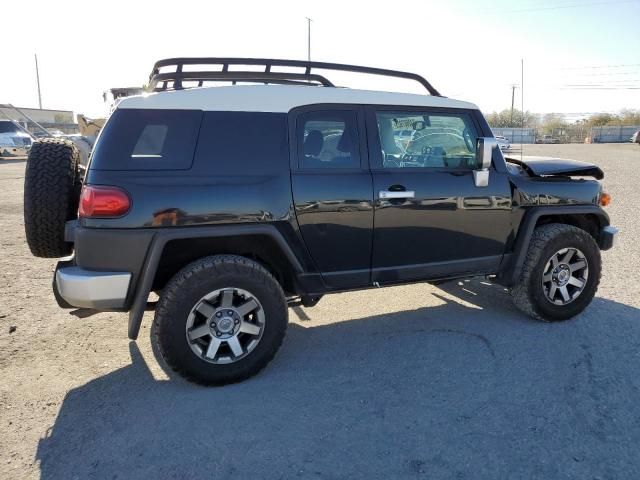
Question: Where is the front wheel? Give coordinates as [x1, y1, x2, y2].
[154, 255, 288, 385]
[511, 223, 601, 321]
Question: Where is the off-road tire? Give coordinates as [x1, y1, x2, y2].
[24, 138, 81, 258]
[511, 223, 601, 321]
[154, 255, 288, 386]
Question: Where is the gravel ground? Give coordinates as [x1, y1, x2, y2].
[0, 144, 639, 479]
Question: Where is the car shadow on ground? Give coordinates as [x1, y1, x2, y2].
[36, 279, 640, 479]
[0, 158, 27, 164]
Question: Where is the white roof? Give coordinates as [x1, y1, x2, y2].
[117, 85, 477, 113]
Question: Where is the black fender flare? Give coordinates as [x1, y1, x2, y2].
[127, 224, 304, 340]
[496, 205, 610, 287]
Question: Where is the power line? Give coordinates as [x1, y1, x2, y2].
[574, 71, 640, 76]
[560, 86, 640, 90]
[557, 72, 640, 80]
[484, 0, 639, 15]
[559, 63, 640, 70]
[563, 84, 640, 87]
[561, 79, 640, 84]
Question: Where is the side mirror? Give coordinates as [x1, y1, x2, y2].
[474, 137, 498, 187]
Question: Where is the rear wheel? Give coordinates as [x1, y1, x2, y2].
[154, 255, 288, 385]
[23, 138, 80, 258]
[511, 223, 601, 321]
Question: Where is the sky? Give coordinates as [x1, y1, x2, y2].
[1, 0, 639, 119]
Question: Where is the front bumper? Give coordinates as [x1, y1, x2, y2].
[0, 145, 29, 158]
[54, 265, 131, 309]
[600, 225, 618, 250]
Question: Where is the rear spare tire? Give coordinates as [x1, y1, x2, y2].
[24, 138, 81, 258]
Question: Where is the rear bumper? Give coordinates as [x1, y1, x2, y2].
[600, 225, 618, 251]
[54, 265, 131, 309]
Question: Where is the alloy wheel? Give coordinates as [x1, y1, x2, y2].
[185, 288, 265, 364]
[541, 247, 589, 305]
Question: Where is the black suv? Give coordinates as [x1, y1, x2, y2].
[23, 58, 617, 385]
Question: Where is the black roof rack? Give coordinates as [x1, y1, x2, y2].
[147, 58, 441, 96]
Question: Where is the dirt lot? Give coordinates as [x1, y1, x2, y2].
[1, 144, 639, 479]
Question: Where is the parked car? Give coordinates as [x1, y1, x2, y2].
[536, 135, 561, 144]
[495, 135, 510, 151]
[22, 58, 617, 385]
[33, 129, 65, 138]
[631, 130, 640, 145]
[0, 120, 34, 159]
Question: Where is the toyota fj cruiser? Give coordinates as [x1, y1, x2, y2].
[23, 58, 617, 385]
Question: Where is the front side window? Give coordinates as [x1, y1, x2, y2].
[297, 111, 360, 169]
[376, 112, 479, 169]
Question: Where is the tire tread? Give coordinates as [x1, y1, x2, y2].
[511, 223, 601, 321]
[23, 138, 80, 258]
[154, 254, 287, 386]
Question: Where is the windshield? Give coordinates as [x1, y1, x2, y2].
[0, 122, 22, 134]
[408, 131, 474, 156]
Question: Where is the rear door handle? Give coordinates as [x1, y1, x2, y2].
[379, 190, 415, 199]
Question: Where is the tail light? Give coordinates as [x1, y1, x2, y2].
[600, 192, 611, 207]
[79, 185, 131, 218]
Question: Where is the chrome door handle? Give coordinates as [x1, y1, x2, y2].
[379, 190, 415, 199]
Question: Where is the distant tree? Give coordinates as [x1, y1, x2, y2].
[580, 110, 640, 127]
[487, 108, 640, 132]
[540, 113, 569, 134]
[586, 113, 615, 127]
[486, 109, 537, 128]
[619, 109, 640, 125]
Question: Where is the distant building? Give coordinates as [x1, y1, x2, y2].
[0, 105, 77, 134]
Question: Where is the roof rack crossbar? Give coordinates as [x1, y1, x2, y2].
[150, 70, 334, 90]
[154, 78, 326, 88]
[147, 57, 440, 96]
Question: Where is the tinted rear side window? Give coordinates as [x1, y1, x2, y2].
[90, 109, 202, 170]
[193, 112, 288, 175]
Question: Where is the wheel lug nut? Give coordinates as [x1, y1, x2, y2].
[210, 322, 216, 328]
[227, 310, 234, 316]
[216, 312, 222, 318]
[234, 319, 240, 324]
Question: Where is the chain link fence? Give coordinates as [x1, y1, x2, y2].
[491, 128, 536, 144]
[493, 126, 640, 144]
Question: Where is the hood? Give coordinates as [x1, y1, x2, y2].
[505, 155, 604, 180]
[0, 131, 33, 147]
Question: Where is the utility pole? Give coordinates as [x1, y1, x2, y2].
[521, 58, 524, 158]
[306, 17, 312, 61]
[34, 54, 42, 109]
[510, 84, 517, 126]
[521, 59, 524, 128]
